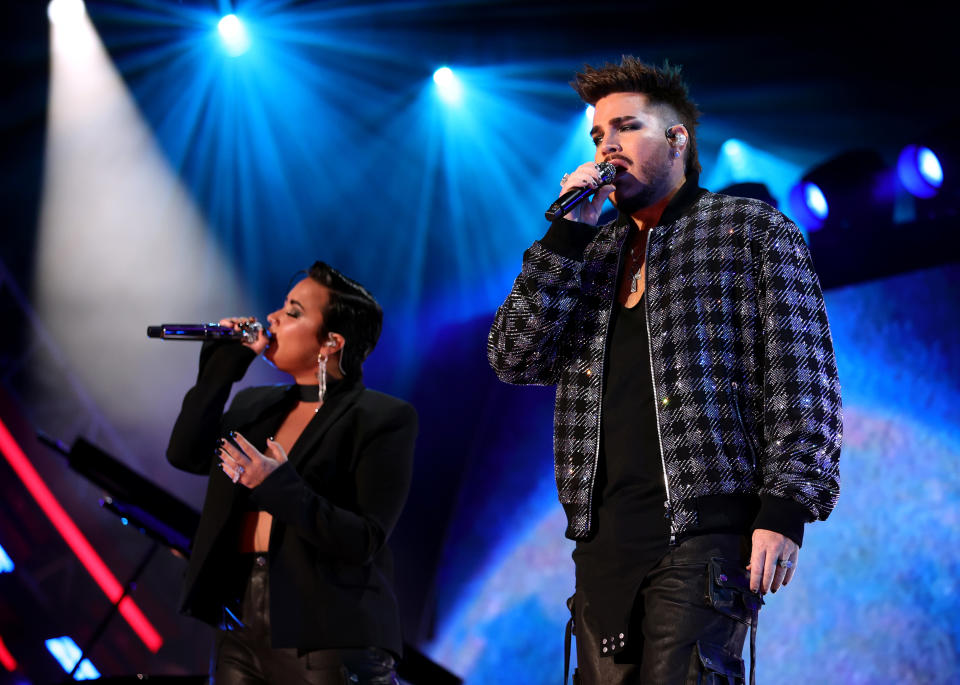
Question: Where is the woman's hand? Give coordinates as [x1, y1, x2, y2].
[218, 316, 269, 355]
[218, 432, 288, 488]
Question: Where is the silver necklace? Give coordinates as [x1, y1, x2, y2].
[628, 246, 644, 294]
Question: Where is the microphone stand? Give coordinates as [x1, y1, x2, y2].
[37, 432, 201, 678]
[67, 539, 160, 679]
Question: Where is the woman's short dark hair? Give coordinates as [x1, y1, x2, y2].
[572, 56, 702, 176]
[306, 261, 382, 380]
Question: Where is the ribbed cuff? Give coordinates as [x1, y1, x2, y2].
[752, 494, 810, 547]
[538, 218, 598, 261]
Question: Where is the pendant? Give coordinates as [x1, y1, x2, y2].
[630, 267, 642, 293]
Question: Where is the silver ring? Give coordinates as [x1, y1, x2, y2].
[560, 173, 570, 185]
[777, 559, 794, 569]
[237, 465, 245, 475]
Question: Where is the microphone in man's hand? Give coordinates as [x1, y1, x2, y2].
[544, 162, 617, 221]
[146, 322, 263, 343]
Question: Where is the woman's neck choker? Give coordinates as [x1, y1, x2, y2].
[294, 384, 320, 402]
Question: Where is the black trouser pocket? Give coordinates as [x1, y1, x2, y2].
[688, 640, 745, 685]
[705, 558, 763, 625]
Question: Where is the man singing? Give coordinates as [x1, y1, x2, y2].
[487, 57, 841, 683]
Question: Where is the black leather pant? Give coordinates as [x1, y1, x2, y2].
[574, 534, 752, 685]
[213, 555, 398, 685]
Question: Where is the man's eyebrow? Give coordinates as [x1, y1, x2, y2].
[589, 115, 641, 138]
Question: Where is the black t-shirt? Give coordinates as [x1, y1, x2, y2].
[572, 294, 671, 644]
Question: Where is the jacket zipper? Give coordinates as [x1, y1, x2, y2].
[643, 227, 677, 545]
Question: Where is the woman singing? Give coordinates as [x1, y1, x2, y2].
[166, 261, 417, 684]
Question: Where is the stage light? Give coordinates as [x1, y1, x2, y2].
[433, 66, 462, 103]
[788, 182, 828, 231]
[805, 183, 828, 219]
[0, 544, 12, 573]
[585, 104, 595, 121]
[788, 149, 891, 231]
[47, 0, 94, 56]
[218, 14, 250, 57]
[920, 149, 943, 185]
[706, 138, 802, 211]
[44, 637, 99, 680]
[47, 0, 85, 26]
[898, 145, 943, 199]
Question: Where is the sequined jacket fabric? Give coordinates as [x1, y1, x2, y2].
[487, 185, 842, 541]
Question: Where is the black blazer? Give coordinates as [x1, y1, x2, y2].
[166, 342, 417, 655]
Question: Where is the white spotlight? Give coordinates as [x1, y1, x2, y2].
[585, 105, 595, 121]
[218, 14, 250, 57]
[47, 0, 86, 26]
[433, 66, 462, 103]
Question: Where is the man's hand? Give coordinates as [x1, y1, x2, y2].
[558, 162, 615, 225]
[748, 528, 798, 594]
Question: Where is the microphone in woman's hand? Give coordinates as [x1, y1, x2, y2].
[147, 321, 263, 343]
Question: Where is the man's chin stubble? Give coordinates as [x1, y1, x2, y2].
[612, 187, 658, 215]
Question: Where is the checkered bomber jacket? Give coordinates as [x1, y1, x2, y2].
[488, 181, 842, 543]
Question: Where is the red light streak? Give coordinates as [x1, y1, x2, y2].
[0, 634, 17, 671]
[0, 418, 162, 652]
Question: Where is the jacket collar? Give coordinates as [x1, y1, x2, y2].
[659, 173, 708, 226]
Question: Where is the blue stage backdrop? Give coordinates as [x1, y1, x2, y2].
[425, 263, 960, 684]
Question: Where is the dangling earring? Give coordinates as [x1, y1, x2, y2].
[316, 349, 328, 411]
[336, 340, 347, 376]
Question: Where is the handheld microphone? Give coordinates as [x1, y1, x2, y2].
[146, 322, 263, 343]
[544, 162, 617, 221]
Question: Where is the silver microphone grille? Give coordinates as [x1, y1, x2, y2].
[597, 162, 616, 184]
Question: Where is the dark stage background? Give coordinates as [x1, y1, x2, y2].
[1, 1, 958, 683]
